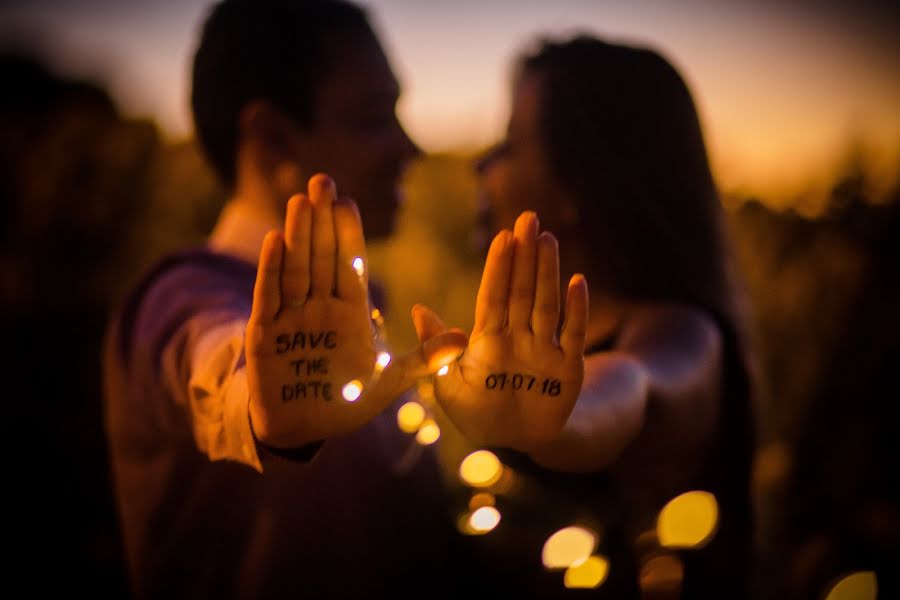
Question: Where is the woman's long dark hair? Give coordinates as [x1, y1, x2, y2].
[521, 36, 746, 345]
[522, 38, 756, 585]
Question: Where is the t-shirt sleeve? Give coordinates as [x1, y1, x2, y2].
[134, 258, 264, 472]
[178, 318, 263, 471]
[127, 255, 323, 474]
[116, 252, 334, 472]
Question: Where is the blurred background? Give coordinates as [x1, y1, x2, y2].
[2, 0, 898, 597]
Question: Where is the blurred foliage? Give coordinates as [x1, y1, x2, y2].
[1, 54, 224, 596]
[3, 54, 897, 596]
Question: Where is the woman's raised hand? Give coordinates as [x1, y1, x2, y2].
[414, 211, 588, 451]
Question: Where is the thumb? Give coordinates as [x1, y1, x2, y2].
[365, 329, 468, 401]
[412, 303, 448, 343]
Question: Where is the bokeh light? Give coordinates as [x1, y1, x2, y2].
[415, 418, 440, 445]
[824, 571, 878, 600]
[541, 526, 597, 569]
[657, 491, 719, 549]
[468, 506, 501, 533]
[375, 351, 391, 371]
[341, 380, 363, 402]
[396, 401, 426, 433]
[352, 256, 364, 276]
[563, 555, 609, 589]
[458, 450, 503, 488]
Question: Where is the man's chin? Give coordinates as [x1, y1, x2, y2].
[362, 204, 397, 241]
[365, 221, 395, 241]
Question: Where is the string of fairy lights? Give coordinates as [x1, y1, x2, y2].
[335, 256, 878, 597]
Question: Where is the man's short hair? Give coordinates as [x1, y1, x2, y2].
[191, 0, 374, 188]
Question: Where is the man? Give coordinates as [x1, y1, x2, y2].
[104, 1, 467, 597]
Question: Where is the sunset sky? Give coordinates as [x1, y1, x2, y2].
[2, 0, 898, 210]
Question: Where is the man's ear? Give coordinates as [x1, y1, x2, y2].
[560, 197, 580, 226]
[239, 100, 305, 160]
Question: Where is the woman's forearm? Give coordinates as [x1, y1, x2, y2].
[527, 352, 649, 473]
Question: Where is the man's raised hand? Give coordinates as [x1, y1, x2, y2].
[246, 174, 465, 450]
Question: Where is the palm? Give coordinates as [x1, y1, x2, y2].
[429, 212, 588, 451]
[247, 297, 376, 444]
[246, 176, 387, 449]
[247, 175, 467, 450]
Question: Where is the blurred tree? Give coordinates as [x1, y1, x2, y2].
[1, 54, 223, 596]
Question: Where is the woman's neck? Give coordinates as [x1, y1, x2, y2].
[584, 292, 629, 349]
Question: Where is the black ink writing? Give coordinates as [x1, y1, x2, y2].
[275, 330, 337, 354]
[485, 372, 561, 396]
[282, 381, 333, 402]
[290, 357, 329, 377]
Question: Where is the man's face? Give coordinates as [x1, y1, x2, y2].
[300, 33, 420, 240]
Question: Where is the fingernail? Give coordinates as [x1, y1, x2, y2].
[310, 173, 335, 197]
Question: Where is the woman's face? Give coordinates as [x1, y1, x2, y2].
[477, 71, 570, 235]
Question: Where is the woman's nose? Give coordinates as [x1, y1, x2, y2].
[397, 121, 423, 162]
[474, 143, 503, 176]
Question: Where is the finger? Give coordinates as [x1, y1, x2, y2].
[309, 173, 337, 296]
[532, 232, 560, 343]
[412, 304, 468, 370]
[560, 274, 589, 357]
[250, 230, 284, 324]
[411, 304, 448, 344]
[334, 196, 368, 301]
[508, 211, 539, 331]
[282, 193, 312, 304]
[473, 229, 513, 334]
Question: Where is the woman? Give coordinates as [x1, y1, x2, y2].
[416, 36, 755, 596]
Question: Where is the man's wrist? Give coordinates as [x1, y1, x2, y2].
[248, 409, 324, 464]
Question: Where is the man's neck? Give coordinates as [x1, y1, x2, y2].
[208, 197, 281, 265]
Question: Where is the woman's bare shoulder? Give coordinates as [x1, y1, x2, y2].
[616, 302, 723, 369]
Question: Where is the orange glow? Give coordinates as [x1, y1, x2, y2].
[468, 492, 496, 511]
[428, 346, 462, 372]
[753, 441, 793, 490]
[416, 380, 435, 400]
[639, 554, 685, 593]
[7, 2, 897, 212]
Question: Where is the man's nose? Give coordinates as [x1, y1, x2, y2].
[397, 122, 423, 162]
